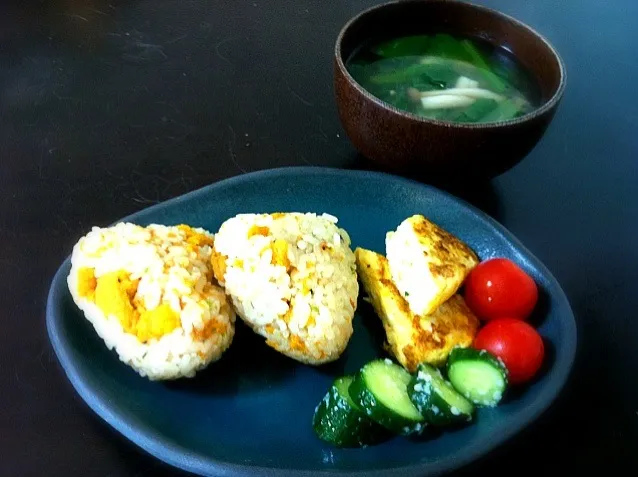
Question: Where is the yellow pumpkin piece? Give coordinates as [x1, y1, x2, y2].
[94, 271, 139, 333]
[247, 225, 270, 237]
[119, 275, 139, 301]
[77, 267, 97, 300]
[271, 239, 290, 270]
[177, 224, 214, 248]
[136, 304, 180, 342]
[282, 306, 293, 323]
[210, 249, 227, 283]
[289, 334, 307, 352]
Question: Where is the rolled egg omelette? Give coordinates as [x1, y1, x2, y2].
[211, 212, 359, 365]
[67, 222, 236, 380]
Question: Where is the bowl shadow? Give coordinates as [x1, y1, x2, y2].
[347, 153, 503, 221]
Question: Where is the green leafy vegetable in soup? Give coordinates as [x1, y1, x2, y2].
[346, 33, 541, 123]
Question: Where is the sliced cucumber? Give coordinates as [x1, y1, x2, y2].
[349, 359, 426, 436]
[447, 347, 508, 407]
[312, 376, 389, 447]
[408, 363, 475, 426]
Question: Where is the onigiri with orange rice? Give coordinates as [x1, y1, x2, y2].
[211, 212, 359, 365]
[66, 222, 236, 381]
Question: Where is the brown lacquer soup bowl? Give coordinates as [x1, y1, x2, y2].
[334, 0, 566, 179]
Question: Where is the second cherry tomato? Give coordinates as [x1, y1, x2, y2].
[473, 318, 545, 385]
[464, 257, 538, 321]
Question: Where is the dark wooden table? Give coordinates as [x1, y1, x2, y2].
[2, 0, 636, 475]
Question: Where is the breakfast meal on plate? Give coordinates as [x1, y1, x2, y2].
[64, 209, 547, 451]
[211, 212, 359, 365]
[346, 33, 539, 123]
[313, 215, 545, 448]
[66, 222, 236, 381]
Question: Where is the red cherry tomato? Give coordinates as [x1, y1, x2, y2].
[464, 258, 538, 321]
[473, 318, 545, 385]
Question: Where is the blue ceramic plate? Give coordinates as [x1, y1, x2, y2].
[47, 167, 576, 477]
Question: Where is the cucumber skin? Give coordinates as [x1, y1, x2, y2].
[312, 378, 388, 448]
[447, 347, 508, 407]
[349, 370, 426, 437]
[408, 364, 474, 426]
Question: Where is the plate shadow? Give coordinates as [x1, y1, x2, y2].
[346, 153, 503, 221]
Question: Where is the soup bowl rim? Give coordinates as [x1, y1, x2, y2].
[334, 0, 567, 129]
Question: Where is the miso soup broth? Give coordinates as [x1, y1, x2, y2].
[346, 33, 541, 123]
